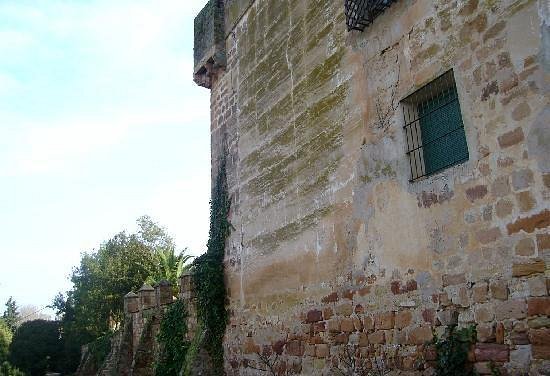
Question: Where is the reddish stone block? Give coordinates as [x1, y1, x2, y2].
[342, 289, 355, 300]
[495, 323, 505, 344]
[466, 185, 488, 202]
[424, 345, 437, 361]
[358, 332, 368, 346]
[495, 299, 527, 320]
[391, 280, 401, 294]
[352, 316, 363, 331]
[313, 321, 326, 333]
[306, 309, 323, 323]
[363, 316, 374, 331]
[340, 318, 354, 333]
[243, 337, 260, 354]
[368, 331, 385, 344]
[334, 333, 349, 344]
[528, 297, 550, 316]
[422, 309, 436, 324]
[477, 324, 495, 343]
[476, 227, 502, 244]
[510, 331, 529, 345]
[498, 127, 524, 148]
[474, 343, 509, 362]
[285, 340, 304, 356]
[335, 303, 353, 316]
[515, 238, 536, 256]
[408, 326, 433, 345]
[316, 344, 329, 358]
[323, 307, 333, 320]
[529, 328, 550, 345]
[507, 209, 550, 235]
[375, 312, 395, 330]
[321, 292, 338, 304]
[327, 318, 340, 333]
[357, 286, 371, 296]
[442, 273, 467, 287]
[490, 280, 508, 300]
[395, 310, 413, 329]
[532, 345, 550, 360]
[406, 279, 418, 292]
[272, 340, 285, 355]
[304, 343, 315, 357]
[537, 234, 550, 251]
[473, 283, 488, 303]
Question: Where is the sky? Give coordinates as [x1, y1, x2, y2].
[0, 0, 212, 315]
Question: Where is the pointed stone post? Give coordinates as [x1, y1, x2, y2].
[124, 291, 139, 314]
[156, 280, 173, 306]
[138, 283, 155, 310]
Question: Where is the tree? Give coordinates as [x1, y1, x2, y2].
[18, 305, 51, 324]
[51, 216, 192, 374]
[0, 320, 12, 363]
[9, 320, 63, 375]
[147, 248, 194, 287]
[2, 298, 19, 334]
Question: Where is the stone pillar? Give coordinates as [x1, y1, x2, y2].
[179, 272, 194, 301]
[124, 292, 139, 314]
[155, 280, 173, 306]
[138, 283, 155, 310]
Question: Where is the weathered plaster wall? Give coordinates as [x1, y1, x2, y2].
[205, 0, 549, 374]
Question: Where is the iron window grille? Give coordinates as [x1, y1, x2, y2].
[402, 70, 469, 182]
[344, 0, 398, 31]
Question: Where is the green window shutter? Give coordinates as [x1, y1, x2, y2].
[418, 88, 469, 175]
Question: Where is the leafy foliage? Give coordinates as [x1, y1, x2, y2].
[146, 248, 194, 289]
[0, 361, 25, 376]
[155, 300, 190, 376]
[51, 216, 191, 374]
[2, 299, 19, 335]
[191, 159, 231, 372]
[88, 332, 114, 366]
[432, 325, 477, 376]
[9, 320, 63, 376]
[0, 320, 12, 364]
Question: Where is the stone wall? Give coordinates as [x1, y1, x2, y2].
[77, 277, 197, 376]
[196, 0, 549, 374]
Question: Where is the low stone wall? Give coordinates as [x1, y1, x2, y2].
[77, 275, 197, 376]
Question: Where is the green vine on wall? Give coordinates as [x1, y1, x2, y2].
[155, 300, 190, 376]
[432, 325, 477, 376]
[192, 158, 231, 372]
[88, 332, 114, 366]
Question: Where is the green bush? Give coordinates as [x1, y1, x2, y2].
[9, 320, 63, 376]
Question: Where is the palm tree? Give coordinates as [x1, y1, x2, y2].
[147, 247, 194, 288]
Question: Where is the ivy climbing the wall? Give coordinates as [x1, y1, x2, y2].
[191, 158, 231, 372]
[155, 300, 190, 376]
[432, 325, 477, 376]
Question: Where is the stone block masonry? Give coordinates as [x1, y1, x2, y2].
[194, 0, 549, 374]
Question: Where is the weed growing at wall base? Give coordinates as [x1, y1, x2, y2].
[432, 325, 477, 376]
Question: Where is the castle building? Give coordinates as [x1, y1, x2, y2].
[194, 0, 549, 373]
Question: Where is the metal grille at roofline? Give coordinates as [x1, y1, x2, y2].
[345, 0, 398, 31]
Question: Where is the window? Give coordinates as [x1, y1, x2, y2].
[344, 0, 398, 31]
[402, 70, 469, 181]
